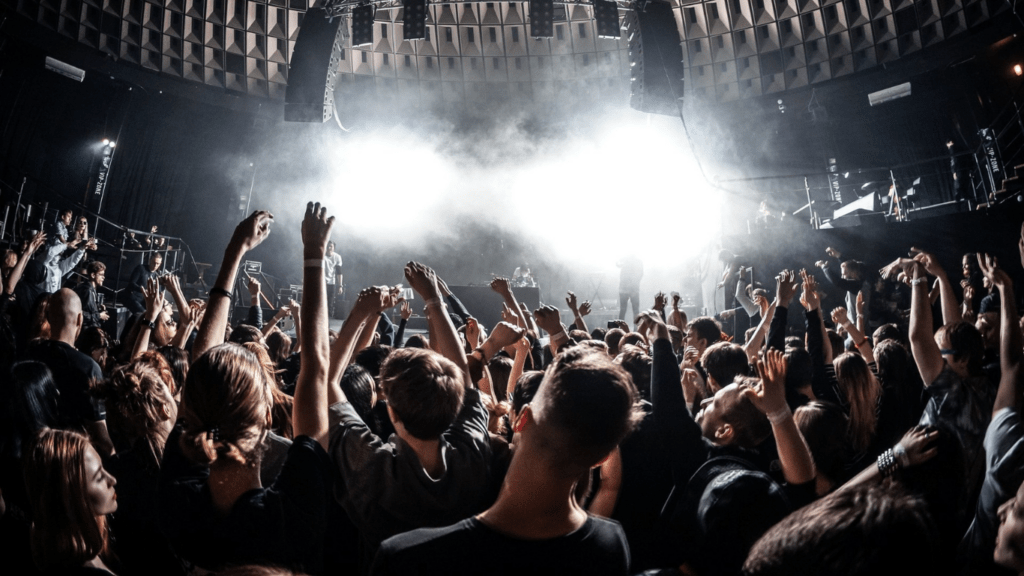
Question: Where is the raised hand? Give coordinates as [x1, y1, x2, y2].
[856, 291, 865, 317]
[247, 277, 261, 298]
[533, 305, 563, 335]
[579, 301, 592, 317]
[143, 277, 165, 323]
[978, 253, 1011, 289]
[487, 321, 526, 351]
[566, 291, 580, 311]
[814, 260, 827, 269]
[301, 202, 333, 258]
[799, 269, 821, 311]
[654, 291, 667, 310]
[775, 270, 799, 306]
[501, 303, 518, 324]
[909, 247, 945, 278]
[490, 277, 512, 297]
[672, 293, 681, 308]
[353, 286, 390, 315]
[880, 257, 922, 281]
[825, 247, 841, 259]
[231, 209, 274, 253]
[405, 262, 441, 300]
[26, 230, 46, 255]
[465, 317, 483, 348]
[744, 348, 789, 414]
[831, 306, 850, 326]
[399, 299, 412, 320]
[895, 426, 940, 467]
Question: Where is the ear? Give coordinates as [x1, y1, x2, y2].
[513, 405, 534, 433]
[265, 406, 273, 427]
[159, 400, 174, 421]
[714, 423, 734, 444]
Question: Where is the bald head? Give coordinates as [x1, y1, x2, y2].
[47, 288, 83, 342]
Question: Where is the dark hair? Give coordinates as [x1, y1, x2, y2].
[157, 345, 190, 396]
[511, 370, 545, 416]
[265, 330, 292, 364]
[935, 321, 985, 376]
[827, 330, 845, 359]
[0, 361, 59, 461]
[872, 323, 903, 347]
[229, 324, 265, 347]
[380, 348, 464, 440]
[76, 326, 110, 355]
[604, 328, 626, 356]
[533, 347, 643, 470]
[689, 317, 723, 348]
[784, 336, 804, 350]
[743, 484, 940, 576]
[340, 364, 376, 423]
[702, 342, 749, 389]
[724, 377, 772, 449]
[355, 345, 393, 381]
[590, 328, 608, 341]
[794, 401, 849, 489]
[85, 260, 106, 275]
[404, 334, 429, 349]
[568, 329, 591, 344]
[616, 345, 652, 400]
[783, 348, 813, 394]
[487, 355, 514, 401]
[620, 332, 645, 349]
[178, 344, 271, 466]
[842, 259, 866, 279]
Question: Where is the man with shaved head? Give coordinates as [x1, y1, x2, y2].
[26, 288, 113, 455]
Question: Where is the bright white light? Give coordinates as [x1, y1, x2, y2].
[109, 141, 116, 148]
[102, 139, 109, 145]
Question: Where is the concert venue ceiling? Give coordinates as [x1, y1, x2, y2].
[6, 0, 1018, 107]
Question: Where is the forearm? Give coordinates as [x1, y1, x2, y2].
[4, 252, 32, 294]
[261, 312, 285, 337]
[766, 305, 789, 352]
[427, 300, 471, 380]
[772, 413, 816, 484]
[571, 308, 589, 334]
[500, 290, 529, 331]
[743, 302, 775, 361]
[394, 318, 407, 347]
[294, 262, 330, 447]
[841, 319, 873, 363]
[735, 282, 759, 316]
[193, 245, 245, 358]
[994, 283, 1023, 413]
[327, 307, 373, 400]
[507, 347, 528, 400]
[937, 274, 962, 325]
[170, 321, 193, 349]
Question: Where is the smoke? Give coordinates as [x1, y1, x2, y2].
[244, 100, 723, 305]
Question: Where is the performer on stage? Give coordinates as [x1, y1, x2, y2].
[324, 240, 343, 318]
[126, 252, 162, 314]
[616, 254, 643, 326]
[512, 261, 535, 288]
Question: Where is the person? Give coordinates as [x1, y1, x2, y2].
[23, 428, 119, 575]
[25, 288, 113, 457]
[511, 261, 535, 287]
[127, 253, 162, 314]
[38, 228, 90, 294]
[75, 261, 109, 330]
[371, 347, 643, 576]
[159, 204, 333, 573]
[815, 246, 873, 324]
[324, 240, 343, 319]
[616, 254, 643, 326]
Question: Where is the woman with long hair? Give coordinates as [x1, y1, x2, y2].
[158, 204, 334, 573]
[834, 351, 882, 456]
[23, 428, 118, 574]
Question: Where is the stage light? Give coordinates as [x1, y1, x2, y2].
[351, 4, 375, 47]
[109, 141, 116, 148]
[529, 0, 554, 38]
[593, 0, 620, 39]
[102, 139, 109, 145]
[1015, 64, 1022, 76]
[403, 0, 428, 40]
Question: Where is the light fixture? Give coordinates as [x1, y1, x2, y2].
[1015, 64, 1023, 76]
[529, 0, 555, 38]
[351, 4, 375, 47]
[403, 0, 428, 40]
[109, 141, 116, 148]
[594, 0, 620, 39]
[102, 139, 109, 145]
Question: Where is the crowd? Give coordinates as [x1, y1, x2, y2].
[2, 199, 1024, 576]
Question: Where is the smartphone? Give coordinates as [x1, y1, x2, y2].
[607, 321, 618, 328]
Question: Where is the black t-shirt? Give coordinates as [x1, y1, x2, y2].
[25, 340, 105, 426]
[371, 516, 630, 576]
[159, 428, 333, 574]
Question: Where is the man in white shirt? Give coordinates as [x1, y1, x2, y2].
[324, 241, 343, 318]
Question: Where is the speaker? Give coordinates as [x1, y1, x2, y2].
[102, 306, 130, 343]
[284, 8, 346, 123]
[628, 0, 685, 116]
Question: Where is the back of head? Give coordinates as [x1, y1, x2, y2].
[794, 401, 849, 486]
[702, 342, 749, 390]
[590, 327, 608, 341]
[93, 362, 175, 461]
[356, 344, 393, 381]
[615, 344, 652, 400]
[265, 330, 292, 364]
[340, 363, 376, 422]
[724, 377, 773, 449]
[229, 324, 266, 347]
[380, 347, 464, 440]
[783, 348, 813, 393]
[0, 361, 59, 460]
[404, 334, 429, 349]
[784, 336, 804, 351]
[530, 347, 642, 473]
[690, 317, 723, 348]
[487, 355, 514, 400]
[833, 352, 880, 454]
[178, 343, 271, 466]
[24, 429, 108, 570]
[45, 288, 81, 335]
[827, 330, 845, 359]
[743, 483, 939, 576]
[511, 370, 545, 416]
[874, 339, 910, 382]
[620, 332, 645, 349]
[604, 328, 626, 356]
[872, 323, 903, 347]
[157, 345, 190, 396]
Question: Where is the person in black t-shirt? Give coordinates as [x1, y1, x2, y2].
[372, 346, 644, 576]
[25, 288, 112, 457]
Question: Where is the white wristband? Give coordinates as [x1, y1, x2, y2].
[304, 259, 323, 268]
[424, 297, 445, 308]
[766, 405, 793, 424]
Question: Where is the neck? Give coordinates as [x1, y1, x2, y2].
[51, 325, 78, 346]
[399, 432, 444, 478]
[208, 458, 261, 515]
[478, 448, 586, 540]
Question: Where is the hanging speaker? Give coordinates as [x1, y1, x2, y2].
[284, 8, 346, 122]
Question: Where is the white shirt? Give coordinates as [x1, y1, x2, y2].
[324, 252, 343, 286]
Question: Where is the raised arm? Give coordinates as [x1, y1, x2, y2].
[979, 254, 1023, 415]
[131, 278, 165, 360]
[192, 210, 273, 358]
[262, 305, 291, 337]
[533, 305, 569, 358]
[490, 277, 529, 331]
[408, 262, 471, 385]
[744, 349, 815, 484]
[294, 202, 333, 448]
[912, 247, 962, 325]
[832, 307, 874, 364]
[160, 274, 191, 327]
[743, 299, 776, 363]
[800, 269, 831, 364]
[887, 257, 945, 386]
[766, 270, 798, 352]
[667, 293, 688, 333]
[327, 286, 388, 404]
[566, 291, 589, 334]
[3, 231, 45, 295]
